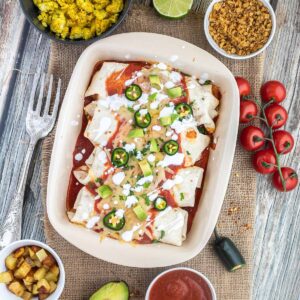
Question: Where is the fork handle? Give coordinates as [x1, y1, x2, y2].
[0, 140, 37, 250]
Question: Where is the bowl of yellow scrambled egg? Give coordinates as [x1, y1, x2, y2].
[19, 0, 132, 43]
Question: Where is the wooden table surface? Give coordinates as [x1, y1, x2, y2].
[0, 1, 299, 299]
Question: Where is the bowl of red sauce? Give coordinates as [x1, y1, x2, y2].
[145, 267, 217, 300]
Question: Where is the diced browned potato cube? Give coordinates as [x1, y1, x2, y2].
[17, 257, 25, 268]
[13, 247, 25, 258]
[28, 248, 36, 260]
[50, 265, 60, 277]
[32, 284, 39, 295]
[34, 267, 47, 281]
[0, 271, 14, 284]
[36, 249, 48, 263]
[8, 281, 25, 297]
[45, 271, 58, 283]
[5, 255, 18, 270]
[31, 246, 41, 253]
[33, 259, 42, 268]
[49, 280, 57, 293]
[23, 271, 35, 286]
[38, 293, 49, 300]
[37, 278, 51, 293]
[22, 291, 33, 300]
[42, 254, 56, 268]
[14, 260, 33, 279]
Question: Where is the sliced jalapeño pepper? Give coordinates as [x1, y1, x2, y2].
[134, 110, 152, 128]
[103, 210, 125, 231]
[163, 140, 179, 156]
[111, 148, 129, 167]
[154, 197, 167, 211]
[125, 84, 142, 101]
[175, 103, 193, 119]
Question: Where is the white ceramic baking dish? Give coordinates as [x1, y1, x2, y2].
[47, 32, 239, 268]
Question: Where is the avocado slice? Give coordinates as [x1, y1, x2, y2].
[89, 281, 129, 300]
[150, 138, 159, 153]
[133, 205, 148, 221]
[138, 160, 152, 176]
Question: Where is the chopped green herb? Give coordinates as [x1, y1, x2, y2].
[148, 93, 158, 101]
[198, 125, 208, 135]
[127, 107, 134, 113]
[143, 182, 151, 188]
[186, 150, 191, 155]
[180, 192, 185, 201]
[160, 230, 165, 240]
[203, 80, 212, 85]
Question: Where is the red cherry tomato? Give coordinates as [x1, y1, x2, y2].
[272, 167, 298, 192]
[252, 149, 276, 174]
[260, 80, 286, 103]
[235, 77, 251, 97]
[272, 130, 294, 154]
[240, 126, 265, 151]
[264, 104, 288, 129]
[240, 100, 258, 123]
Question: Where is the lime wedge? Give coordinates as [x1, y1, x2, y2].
[153, 0, 193, 19]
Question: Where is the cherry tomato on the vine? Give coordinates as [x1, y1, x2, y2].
[272, 167, 298, 192]
[235, 77, 251, 97]
[272, 130, 294, 154]
[240, 126, 265, 151]
[252, 149, 276, 174]
[261, 80, 286, 103]
[264, 104, 288, 129]
[240, 100, 258, 123]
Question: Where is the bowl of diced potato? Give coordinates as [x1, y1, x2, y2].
[18, 0, 132, 44]
[0, 240, 65, 300]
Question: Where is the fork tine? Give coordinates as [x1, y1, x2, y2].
[35, 73, 46, 114]
[50, 78, 61, 120]
[28, 70, 40, 110]
[43, 74, 53, 116]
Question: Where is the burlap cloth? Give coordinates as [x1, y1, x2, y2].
[41, 3, 264, 300]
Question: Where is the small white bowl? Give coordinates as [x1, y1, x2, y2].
[145, 267, 217, 300]
[0, 239, 65, 300]
[204, 0, 276, 60]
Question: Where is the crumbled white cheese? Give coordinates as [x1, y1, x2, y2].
[86, 216, 100, 229]
[133, 186, 144, 192]
[148, 192, 159, 201]
[170, 71, 182, 83]
[121, 224, 141, 242]
[147, 154, 156, 163]
[165, 81, 175, 89]
[152, 125, 162, 131]
[125, 195, 138, 208]
[115, 209, 125, 218]
[136, 151, 143, 160]
[162, 175, 184, 190]
[133, 104, 141, 111]
[138, 93, 149, 105]
[150, 101, 159, 110]
[166, 130, 173, 137]
[156, 93, 169, 102]
[124, 143, 136, 152]
[139, 108, 148, 116]
[137, 175, 154, 186]
[171, 134, 178, 140]
[112, 172, 125, 185]
[75, 153, 83, 161]
[199, 73, 209, 85]
[159, 106, 174, 118]
[156, 62, 167, 70]
[157, 153, 185, 168]
[103, 203, 110, 210]
[122, 184, 131, 196]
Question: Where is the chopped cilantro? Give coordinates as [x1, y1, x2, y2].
[186, 150, 191, 155]
[141, 193, 151, 205]
[180, 192, 185, 201]
[148, 93, 157, 101]
[143, 182, 151, 188]
[160, 230, 165, 240]
[203, 80, 212, 85]
[197, 126, 208, 135]
[127, 107, 134, 113]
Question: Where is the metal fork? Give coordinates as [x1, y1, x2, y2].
[0, 72, 61, 250]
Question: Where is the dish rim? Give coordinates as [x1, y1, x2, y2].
[47, 32, 240, 268]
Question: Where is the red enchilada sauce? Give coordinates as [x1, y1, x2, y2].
[149, 270, 212, 300]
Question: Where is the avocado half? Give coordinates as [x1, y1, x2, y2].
[89, 281, 129, 300]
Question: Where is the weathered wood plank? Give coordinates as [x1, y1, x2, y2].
[253, 0, 300, 299]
